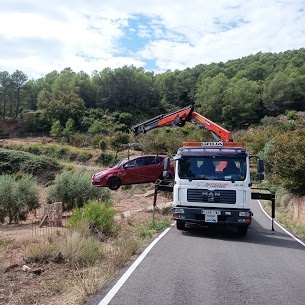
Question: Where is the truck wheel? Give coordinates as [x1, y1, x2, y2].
[176, 221, 186, 231]
[107, 177, 121, 190]
[237, 226, 248, 236]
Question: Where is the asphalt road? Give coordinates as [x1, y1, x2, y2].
[89, 200, 305, 305]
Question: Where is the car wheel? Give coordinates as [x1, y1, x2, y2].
[107, 176, 121, 190]
[176, 221, 186, 231]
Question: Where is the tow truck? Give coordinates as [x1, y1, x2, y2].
[132, 105, 273, 236]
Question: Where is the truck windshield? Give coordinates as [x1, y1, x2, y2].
[178, 156, 247, 181]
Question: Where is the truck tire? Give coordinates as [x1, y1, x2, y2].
[237, 226, 248, 236]
[107, 177, 121, 190]
[176, 221, 186, 231]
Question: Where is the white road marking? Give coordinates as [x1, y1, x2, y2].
[98, 201, 304, 304]
[257, 200, 305, 247]
[98, 226, 172, 305]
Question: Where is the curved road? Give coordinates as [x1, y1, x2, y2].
[89, 200, 305, 305]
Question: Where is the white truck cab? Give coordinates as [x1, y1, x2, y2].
[172, 142, 253, 235]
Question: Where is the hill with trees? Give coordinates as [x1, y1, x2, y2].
[1, 47, 305, 200]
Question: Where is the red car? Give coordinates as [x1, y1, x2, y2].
[92, 155, 175, 190]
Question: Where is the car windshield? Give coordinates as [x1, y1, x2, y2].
[178, 156, 247, 181]
[110, 158, 128, 168]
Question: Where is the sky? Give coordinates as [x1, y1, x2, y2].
[0, 0, 305, 79]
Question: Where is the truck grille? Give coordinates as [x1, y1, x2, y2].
[187, 189, 236, 204]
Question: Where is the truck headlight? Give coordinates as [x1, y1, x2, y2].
[239, 211, 251, 217]
[173, 208, 185, 214]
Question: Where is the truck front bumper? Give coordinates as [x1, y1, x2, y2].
[172, 207, 252, 227]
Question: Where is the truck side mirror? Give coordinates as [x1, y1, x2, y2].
[257, 159, 265, 181]
[163, 157, 171, 178]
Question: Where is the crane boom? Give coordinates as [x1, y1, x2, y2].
[131, 105, 233, 142]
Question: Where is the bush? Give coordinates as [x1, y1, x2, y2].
[47, 171, 111, 211]
[0, 174, 39, 223]
[0, 130, 10, 139]
[50, 120, 63, 137]
[136, 219, 171, 239]
[28, 231, 104, 267]
[96, 152, 115, 166]
[68, 200, 116, 235]
[109, 131, 129, 150]
[27, 143, 43, 155]
[68, 132, 91, 148]
[265, 129, 305, 196]
[0, 149, 31, 174]
[21, 155, 62, 184]
[0, 149, 62, 182]
[99, 139, 108, 151]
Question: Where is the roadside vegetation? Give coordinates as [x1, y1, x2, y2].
[1, 48, 305, 304]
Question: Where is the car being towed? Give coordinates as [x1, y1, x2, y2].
[92, 154, 175, 190]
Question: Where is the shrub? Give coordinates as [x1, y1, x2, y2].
[99, 139, 108, 151]
[96, 152, 115, 166]
[20, 155, 62, 184]
[50, 120, 63, 137]
[0, 130, 10, 139]
[109, 131, 129, 150]
[265, 130, 305, 196]
[58, 231, 104, 266]
[0, 149, 62, 182]
[62, 118, 76, 139]
[0, 149, 31, 174]
[286, 110, 297, 120]
[47, 171, 111, 211]
[69, 132, 91, 147]
[28, 231, 104, 267]
[68, 200, 116, 235]
[0, 174, 39, 223]
[28, 143, 43, 155]
[136, 219, 171, 239]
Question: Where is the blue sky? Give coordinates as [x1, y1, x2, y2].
[0, 0, 304, 79]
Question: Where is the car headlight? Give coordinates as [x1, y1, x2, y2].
[94, 173, 105, 179]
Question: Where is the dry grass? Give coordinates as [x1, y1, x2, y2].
[0, 209, 172, 305]
[261, 199, 305, 242]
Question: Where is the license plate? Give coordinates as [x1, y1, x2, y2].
[202, 210, 220, 223]
[202, 210, 221, 215]
[205, 214, 218, 223]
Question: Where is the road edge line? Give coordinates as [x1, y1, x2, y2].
[98, 226, 172, 305]
[257, 200, 305, 247]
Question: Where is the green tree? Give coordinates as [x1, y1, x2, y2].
[39, 90, 85, 128]
[195, 73, 229, 122]
[50, 120, 63, 137]
[62, 118, 76, 139]
[0, 71, 11, 118]
[92, 65, 159, 113]
[262, 71, 293, 115]
[222, 78, 261, 129]
[11, 70, 28, 117]
[265, 124, 305, 195]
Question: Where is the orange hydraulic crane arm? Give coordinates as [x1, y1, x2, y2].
[131, 105, 233, 142]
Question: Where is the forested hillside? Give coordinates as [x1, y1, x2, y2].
[1, 48, 305, 200]
[1, 48, 305, 135]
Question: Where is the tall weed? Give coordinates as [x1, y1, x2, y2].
[68, 200, 116, 235]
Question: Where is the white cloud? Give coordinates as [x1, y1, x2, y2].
[0, 0, 304, 78]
